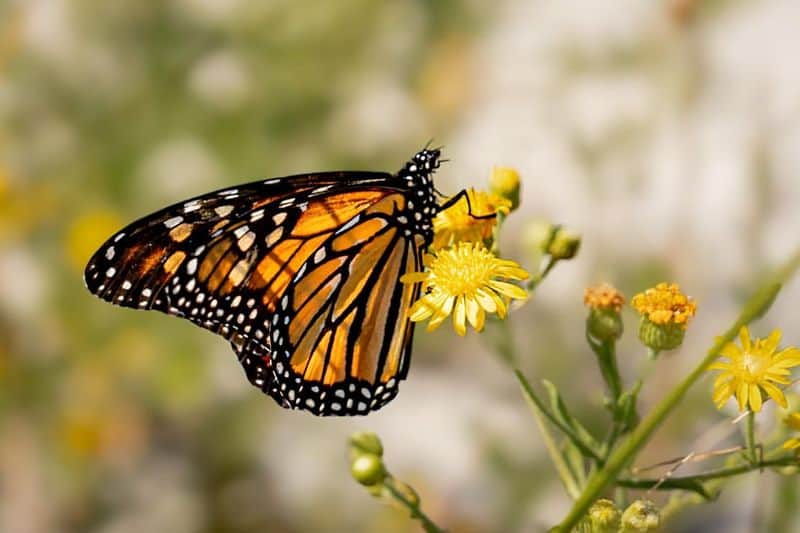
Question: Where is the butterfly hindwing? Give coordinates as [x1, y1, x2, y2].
[262, 194, 425, 414]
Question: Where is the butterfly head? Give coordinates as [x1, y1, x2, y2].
[398, 147, 442, 187]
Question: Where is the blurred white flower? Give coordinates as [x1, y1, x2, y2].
[0, 247, 47, 320]
[189, 49, 252, 111]
[327, 79, 426, 154]
[137, 137, 223, 201]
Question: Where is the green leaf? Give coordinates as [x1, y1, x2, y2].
[542, 379, 599, 450]
[514, 370, 602, 464]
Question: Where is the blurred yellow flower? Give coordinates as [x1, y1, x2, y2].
[584, 283, 625, 312]
[631, 282, 696, 328]
[433, 188, 510, 249]
[401, 242, 529, 336]
[0, 165, 7, 202]
[709, 327, 800, 412]
[488, 166, 521, 211]
[66, 210, 123, 272]
[783, 413, 800, 452]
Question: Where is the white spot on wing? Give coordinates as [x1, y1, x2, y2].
[215, 205, 234, 217]
[164, 216, 183, 228]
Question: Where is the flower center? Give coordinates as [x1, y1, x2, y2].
[742, 352, 765, 377]
[430, 246, 493, 296]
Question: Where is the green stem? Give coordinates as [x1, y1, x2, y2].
[617, 455, 798, 490]
[383, 480, 444, 533]
[515, 369, 603, 463]
[745, 412, 757, 464]
[588, 334, 623, 401]
[530, 397, 582, 499]
[552, 247, 800, 532]
[528, 256, 557, 291]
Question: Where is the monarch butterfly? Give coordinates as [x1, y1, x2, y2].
[84, 148, 458, 416]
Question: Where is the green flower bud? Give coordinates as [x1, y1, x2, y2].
[350, 453, 386, 486]
[587, 308, 624, 342]
[638, 316, 686, 354]
[621, 499, 660, 532]
[488, 166, 521, 211]
[349, 431, 384, 457]
[547, 227, 581, 260]
[588, 499, 621, 533]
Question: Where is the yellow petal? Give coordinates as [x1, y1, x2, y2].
[453, 295, 466, 336]
[783, 438, 800, 450]
[763, 329, 782, 353]
[494, 264, 530, 280]
[408, 299, 434, 321]
[760, 382, 787, 408]
[785, 413, 800, 430]
[708, 361, 733, 371]
[713, 372, 732, 388]
[749, 384, 762, 412]
[474, 288, 498, 313]
[488, 280, 528, 300]
[736, 381, 749, 412]
[400, 271, 429, 284]
[712, 381, 733, 407]
[473, 306, 486, 331]
[774, 347, 800, 365]
[719, 342, 742, 360]
[465, 296, 481, 331]
[738, 327, 752, 352]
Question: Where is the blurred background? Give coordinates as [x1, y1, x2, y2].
[1, 0, 799, 531]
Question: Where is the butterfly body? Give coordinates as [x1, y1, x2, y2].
[84, 149, 442, 415]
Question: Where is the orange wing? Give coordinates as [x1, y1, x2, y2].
[84, 172, 423, 415]
[266, 193, 425, 414]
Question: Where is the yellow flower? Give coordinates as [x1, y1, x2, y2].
[401, 242, 529, 336]
[432, 188, 511, 249]
[632, 282, 696, 353]
[631, 282, 696, 328]
[708, 327, 800, 412]
[584, 283, 625, 312]
[783, 413, 800, 451]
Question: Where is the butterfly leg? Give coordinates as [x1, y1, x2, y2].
[439, 189, 497, 220]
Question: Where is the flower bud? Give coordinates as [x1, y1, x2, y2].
[587, 309, 623, 342]
[547, 227, 581, 260]
[349, 431, 384, 457]
[584, 283, 625, 342]
[488, 166, 521, 211]
[620, 500, 660, 532]
[632, 282, 696, 354]
[638, 317, 686, 354]
[350, 453, 386, 486]
[588, 499, 621, 533]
